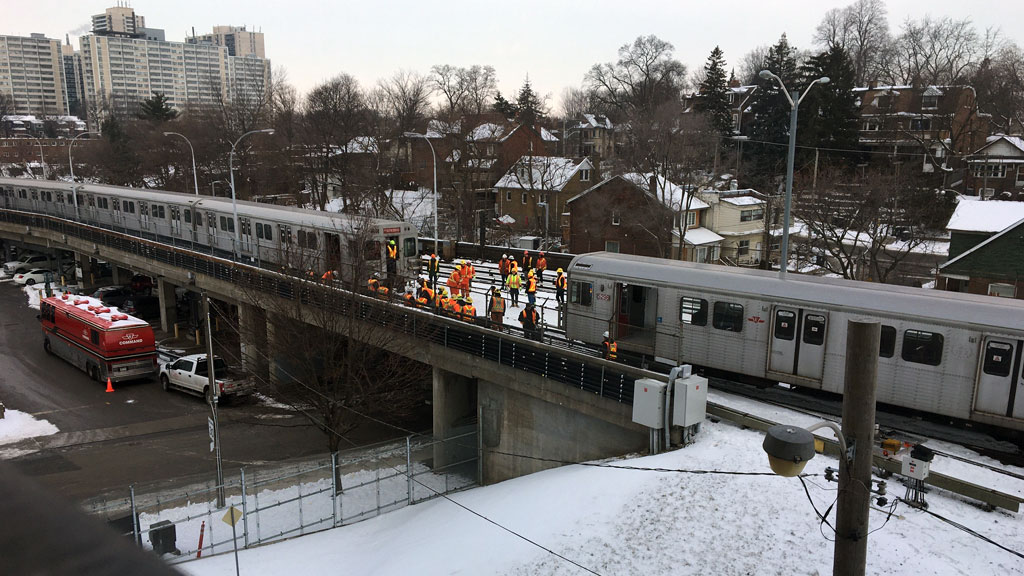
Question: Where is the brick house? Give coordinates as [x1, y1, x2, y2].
[937, 199, 1024, 297]
[964, 135, 1024, 199]
[855, 84, 989, 179]
[493, 155, 594, 234]
[566, 174, 718, 260]
[561, 113, 617, 160]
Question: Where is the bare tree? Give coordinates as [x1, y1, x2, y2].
[814, 0, 891, 85]
[557, 86, 590, 122]
[235, 224, 430, 453]
[377, 70, 433, 134]
[879, 16, 982, 86]
[302, 73, 368, 210]
[736, 45, 770, 85]
[972, 42, 1024, 134]
[585, 35, 687, 117]
[431, 64, 470, 119]
[463, 65, 498, 117]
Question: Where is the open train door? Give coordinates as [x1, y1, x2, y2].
[324, 233, 342, 273]
[614, 282, 658, 351]
[768, 306, 828, 384]
[975, 337, 1024, 419]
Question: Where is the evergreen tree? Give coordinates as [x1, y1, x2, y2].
[492, 91, 517, 118]
[100, 116, 142, 186]
[139, 92, 178, 122]
[695, 46, 734, 137]
[797, 44, 861, 164]
[515, 77, 545, 125]
[748, 34, 799, 186]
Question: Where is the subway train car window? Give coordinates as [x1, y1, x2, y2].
[712, 301, 744, 333]
[902, 329, 943, 366]
[879, 325, 896, 357]
[680, 296, 707, 326]
[570, 281, 593, 306]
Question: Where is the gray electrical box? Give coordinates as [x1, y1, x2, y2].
[632, 378, 666, 428]
[672, 373, 709, 427]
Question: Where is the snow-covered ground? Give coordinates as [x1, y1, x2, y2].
[0, 409, 59, 458]
[179, 389, 1024, 576]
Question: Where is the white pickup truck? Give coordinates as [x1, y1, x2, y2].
[159, 354, 252, 402]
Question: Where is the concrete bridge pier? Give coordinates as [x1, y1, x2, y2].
[156, 278, 178, 334]
[111, 265, 131, 286]
[75, 253, 97, 291]
[432, 367, 477, 471]
[238, 303, 268, 384]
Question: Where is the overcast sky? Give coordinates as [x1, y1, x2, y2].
[5, 0, 1023, 111]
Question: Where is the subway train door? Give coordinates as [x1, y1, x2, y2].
[768, 306, 829, 383]
[615, 283, 657, 347]
[974, 338, 1024, 419]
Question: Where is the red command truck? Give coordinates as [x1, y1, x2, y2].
[39, 293, 158, 383]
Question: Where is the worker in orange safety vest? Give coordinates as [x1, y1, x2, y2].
[602, 331, 618, 361]
[447, 264, 462, 297]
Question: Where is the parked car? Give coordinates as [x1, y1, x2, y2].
[4, 254, 53, 274]
[90, 285, 134, 308]
[13, 268, 55, 285]
[159, 354, 252, 402]
[122, 295, 160, 319]
[131, 274, 154, 295]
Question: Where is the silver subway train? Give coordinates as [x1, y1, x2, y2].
[0, 178, 418, 281]
[565, 252, 1024, 432]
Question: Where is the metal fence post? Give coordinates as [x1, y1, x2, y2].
[129, 484, 140, 546]
[376, 468, 381, 517]
[331, 452, 339, 528]
[240, 468, 249, 548]
[406, 436, 414, 505]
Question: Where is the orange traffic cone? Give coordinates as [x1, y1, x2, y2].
[105, 377, 115, 393]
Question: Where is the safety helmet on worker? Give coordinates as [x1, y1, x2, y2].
[603, 331, 609, 339]
[556, 268, 563, 274]
[373, 272, 380, 279]
[389, 240, 395, 245]
[465, 297, 473, 304]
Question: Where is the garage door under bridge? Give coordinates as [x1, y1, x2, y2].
[975, 337, 1024, 419]
[768, 307, 828, 384]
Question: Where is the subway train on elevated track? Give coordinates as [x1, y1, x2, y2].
[0, 177, 418, 281]
[564, 252, 1024, 433]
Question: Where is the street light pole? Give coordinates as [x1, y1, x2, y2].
[30, 137, 47, 179]
[404, 132, 439, 256]
[68, 131, 100, 182]
[229, 129, 275, 258]
[758, 70, 830, 279]
[164, 131, 200, 196]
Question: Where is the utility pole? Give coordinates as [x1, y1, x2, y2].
[834, 319, 880, 576]
[203, 291, 226, 508]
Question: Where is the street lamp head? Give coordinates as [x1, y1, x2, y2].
[260, 129, 275, 135]
[763, 424, 816, 477]
[162, 132, 174, 136]
[758, 69, 773, 80]
[403, 131, 423, 138]
[818, 76, 831, 85]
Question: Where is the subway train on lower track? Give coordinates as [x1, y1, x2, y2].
[0, 177, 419, 280]
[565, 252, 1024, 433]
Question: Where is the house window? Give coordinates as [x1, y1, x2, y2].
[740, 208, 764, 222]
[486, 144, 495, 156]
[679, 296, 708, 326]
[902, 329, 943, 366]
[922, 95, 939, 109]
[737, 240, 750, 256]
[540, 193, 548, 203]
[988, 283, 1015, 298]
[611, 213, 620, 226]
[580, 169, 591, 182]
[862, 120, 880, 131]
[605, 241, 620, 253]
[973, 164, 1007, 178]
[1018, 167, 1024, 184]
[686, 211, 696, 227]
[569, 281, 593, 306]
[506, 190, 512, 202]
[712, 301, 744, 333]
[909, 118, 931, 131]
[522, 192, 528, 204]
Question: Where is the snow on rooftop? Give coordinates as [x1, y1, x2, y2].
[946, 200, 1024, 233]
[984, 135, 1024, 154]
[540, 127, 558, 142]
[468, 123, 506, 141]
[494, 157, 589, 192]
[721, 195, 763, 207]
[673, 226, 724, 245]
[621, 172, 710, 212]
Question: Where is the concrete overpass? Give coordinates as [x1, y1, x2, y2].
[0, 208, 670, 484]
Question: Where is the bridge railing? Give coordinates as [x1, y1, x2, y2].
[2, 209, 650, 405]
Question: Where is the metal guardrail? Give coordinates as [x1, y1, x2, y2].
[1, 209, 645, 405]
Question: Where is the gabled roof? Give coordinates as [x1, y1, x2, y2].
[974, 134, 1024, 156]
[468, 122, 508, 142]
[941, 216, 1024, 270]
[946, 199, 1024, 233]
[578, 113, 613, 130]
[621, 172, 709, 211]
[494, 156, 591, 191]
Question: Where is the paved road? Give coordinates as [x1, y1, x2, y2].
[0, 280, 423, 504]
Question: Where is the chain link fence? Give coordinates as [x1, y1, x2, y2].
[80, 431, 477, 565]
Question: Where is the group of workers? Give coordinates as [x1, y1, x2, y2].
[363, 248, 617, 358]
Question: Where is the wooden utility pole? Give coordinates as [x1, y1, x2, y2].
[834, 320, 880, 576]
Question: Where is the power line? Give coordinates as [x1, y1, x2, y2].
[731, 135, 971, 160]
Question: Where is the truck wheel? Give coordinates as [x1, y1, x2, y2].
[87, 365, 98, 382]
[43, 339, 51, 354]
[160, 374, 170, 391]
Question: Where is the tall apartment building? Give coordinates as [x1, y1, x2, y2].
[0, 33, 68, 116]
[77, 7, 269, 118]
[189, 26, 265, 58]
[61, 38, 85, 117]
